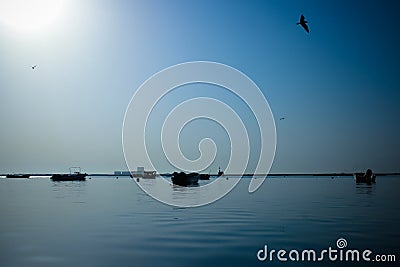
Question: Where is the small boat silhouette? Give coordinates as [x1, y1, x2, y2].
[199, 173, 210, 180]
[171, 172, 199, 186]
[51, 167, 87, 181]
[6, 174, 30, 178]
[217, 167, 224, 177]
[354, 169, 376, 184]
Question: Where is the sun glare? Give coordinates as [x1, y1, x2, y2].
[0, 0, 65, 33]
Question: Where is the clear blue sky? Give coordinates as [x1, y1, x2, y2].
[0, 0, 399, 173]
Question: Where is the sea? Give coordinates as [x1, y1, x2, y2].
[0, 176, 399, 267]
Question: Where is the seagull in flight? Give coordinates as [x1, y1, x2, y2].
[31, 65, 37, 69]
[297, 14, 309, 33]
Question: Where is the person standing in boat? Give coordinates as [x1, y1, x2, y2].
[364, 169, 373, 183]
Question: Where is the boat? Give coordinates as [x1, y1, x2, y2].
[217, 167, 224, 177]
[6, 174, 30, 178]
[171, 172, 199, 186]
[143, 171, 156, 179]
[130, 167, 156, 178]
[131, 171, 156, 179]
[354, 173, 376, 184]
[354, 169, 376, 184]
[199, 173, 210, 180]
[51, 167, 87, 181]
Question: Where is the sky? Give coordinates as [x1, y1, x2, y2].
[0, 0, 399, 174]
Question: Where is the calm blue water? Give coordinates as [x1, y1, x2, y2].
[0, 176, 399, 267]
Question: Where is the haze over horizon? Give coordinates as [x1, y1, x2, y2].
[1, 0, 399, 174]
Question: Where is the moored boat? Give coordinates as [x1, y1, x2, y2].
[171, 172, 199, 186]
[199, 173, 210, 180]
[354, 169, 376, 184]
[217, 167, 224, 177]
[130, 167, 156, 178]
[143, 171, 156, 179]
[6, 174, 30, 178]
[51, 167, 87, 181]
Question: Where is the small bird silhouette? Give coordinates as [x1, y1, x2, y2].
[31, 65, 37, 69]
[297, 14, 309, 33]
[280, 117, 285, 121]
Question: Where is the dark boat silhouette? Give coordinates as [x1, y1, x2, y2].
[217, 167, 224, 177]
[199, 173, 210, 180]
[6, 174, 30, 178]
[171, 172, 199, 186]
[51, 167, 87, 181]
[354, 169, 376, 184]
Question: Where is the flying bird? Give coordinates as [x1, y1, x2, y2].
[279, 117, 285, 121]
[31, 65, 37, 69]
[297, 14, 309, 33]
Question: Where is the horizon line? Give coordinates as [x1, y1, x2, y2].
[2, 172, 400, 177]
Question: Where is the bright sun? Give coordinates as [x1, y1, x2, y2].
[0, 0, 65, 33]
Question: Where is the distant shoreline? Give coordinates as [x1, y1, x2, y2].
[1, 172, 400, 177]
